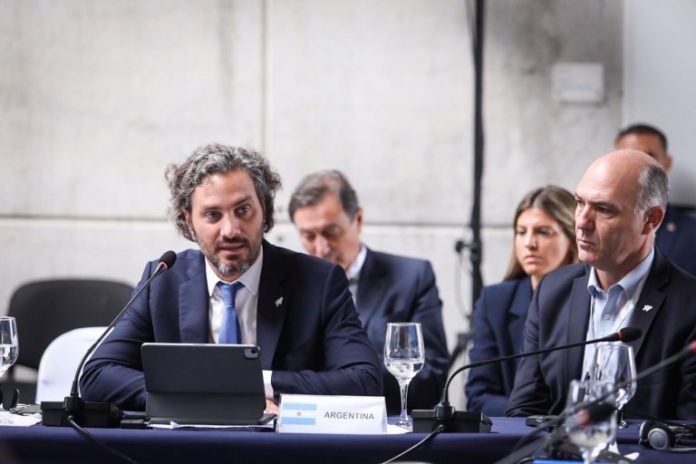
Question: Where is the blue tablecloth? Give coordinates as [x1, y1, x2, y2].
[0, 418, 691, 463]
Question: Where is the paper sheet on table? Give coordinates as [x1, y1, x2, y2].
[149, 420, 275, 431]
[0, 411, 42, 426]
[150, 421, 402, 434]
[609, 441, 639, 463]
[386, 424, 410, 434]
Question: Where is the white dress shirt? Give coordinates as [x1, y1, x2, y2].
[345, 245, 367, 301]
[582, 248, 654, 377]
[204, 247, 273, 399]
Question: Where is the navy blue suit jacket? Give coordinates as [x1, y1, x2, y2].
[506, 251, 696, 419]
[356, 248, 449, 413]
[466, 277, 532, 416]
[657, 205, 696, 277]
[81, 241, 382, 410]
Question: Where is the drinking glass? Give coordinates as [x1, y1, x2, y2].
[384, 322, 424, 431]
[564, 379, 617, 464]
[590, 342, 637, 428]
[0, 316, 19, 378]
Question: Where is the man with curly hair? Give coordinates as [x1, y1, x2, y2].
[81, 144, 381, 412]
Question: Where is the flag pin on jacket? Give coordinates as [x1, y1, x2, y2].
[642, 305, 653, 312]
[275, 296, 284, 308]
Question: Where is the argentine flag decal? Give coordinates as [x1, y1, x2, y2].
[280, 402, 318, 425]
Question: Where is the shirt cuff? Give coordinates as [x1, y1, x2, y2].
[262, 370, 274, 399]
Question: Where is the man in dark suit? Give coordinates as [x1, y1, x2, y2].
[288, 170, 449, 413]
[80, 144, 381, 411]
[507, 150, 696, 419]
[616, 123, 696, 276]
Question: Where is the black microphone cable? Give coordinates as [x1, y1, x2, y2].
[68, 417, 141, 464]
[378, 424, 445, 464]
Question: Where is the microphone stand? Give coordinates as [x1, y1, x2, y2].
[411, 328, 641, 433]
[41, 251, 176, 427]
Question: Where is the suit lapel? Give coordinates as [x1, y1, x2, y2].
[508, 277, 532, 354]
[355, 248, 386, 329]
[178, 252, 210, 342]
[566, 271, 591, 383]
[256, 241, 288, 369]
[627, 251, 668, 357]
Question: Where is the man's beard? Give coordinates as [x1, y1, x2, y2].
[215, 258, 251, 278]
[198, 234, 262, 278]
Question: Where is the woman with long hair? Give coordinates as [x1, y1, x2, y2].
[465, 185, 577, 416]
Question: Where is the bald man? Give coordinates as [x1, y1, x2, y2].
[507, 150, 696, 420]
[616, 123, 696, 276]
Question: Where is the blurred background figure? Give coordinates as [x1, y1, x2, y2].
[615, 123, 696, 276]
[288, 170, 449, 414]
[465, 185, 577, 416]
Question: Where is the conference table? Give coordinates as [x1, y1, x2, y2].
[1, 418, 693, 464]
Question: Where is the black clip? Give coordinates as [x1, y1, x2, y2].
[0, 385, 20, 411]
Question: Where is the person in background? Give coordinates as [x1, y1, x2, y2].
[507, 150, 696, 419]
[288, 170, 449, 414]
[616, 123, 696, 276]
[80, 144, 381, 411]
[466, 186, 577, 416]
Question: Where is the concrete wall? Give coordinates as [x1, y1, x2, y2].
[0, 0, 623, 405]
[624, 0, 696, 204]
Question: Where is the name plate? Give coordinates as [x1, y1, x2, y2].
[278, 394, 387, 434]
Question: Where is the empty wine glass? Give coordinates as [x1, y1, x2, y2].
[384, 322, 424, 431]
[590, 342, 637, 428]
[0, 316, 19, 378]
[564, 379, 617, 464]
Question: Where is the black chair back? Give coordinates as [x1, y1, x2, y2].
[7, 279, 134, 371]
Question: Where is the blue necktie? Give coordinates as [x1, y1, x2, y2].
[218, 281, 244, 344]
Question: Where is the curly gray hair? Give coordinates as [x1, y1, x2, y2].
[165, 143, 282, 241]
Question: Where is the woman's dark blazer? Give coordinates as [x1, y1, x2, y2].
[465, 276, 532, 416]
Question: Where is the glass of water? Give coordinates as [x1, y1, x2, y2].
[590, 342, 636, 428]
[384, 322, 424, 431]
[0, 316, 19, 378]
[564, 379, 617, 464]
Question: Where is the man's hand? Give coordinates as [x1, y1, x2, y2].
[265, 398, 279, 414]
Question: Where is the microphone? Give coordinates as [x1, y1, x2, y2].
[412, 327, 642, 433]
[611, 326, 641, 343]
[41, 250, 177, 427]
[565, 402, 614, 428]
